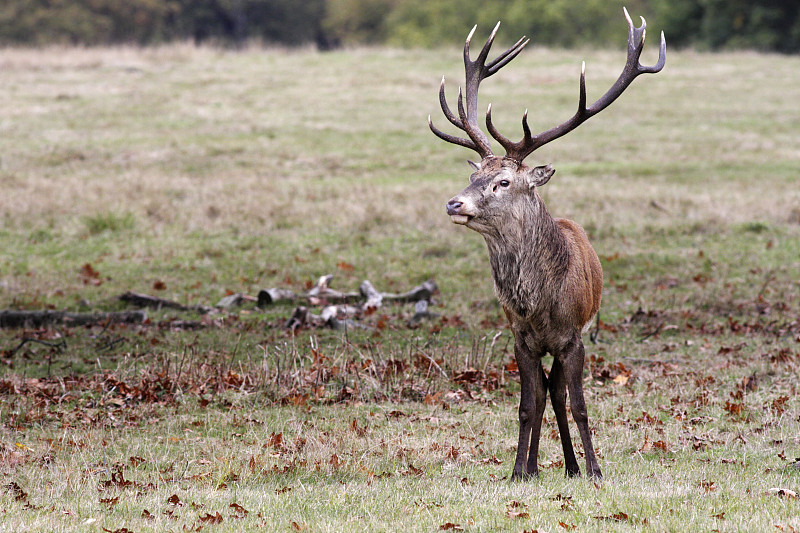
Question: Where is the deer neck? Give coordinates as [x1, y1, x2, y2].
[482, 193, 569, 319]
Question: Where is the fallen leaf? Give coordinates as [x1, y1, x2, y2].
[230, 502, 249, 517]
[99, 497, 119, 508]
[337, 261, 355, 272]
[593, 512, 630, 522]
[79, 263, 102, 286]
[329, 453, 343, 470]
[613, 372, 630, 385]
[5, 482, 28, 502]
[439, 523, 464, 531]
[199, 511, 223, 524]
[699, 480, 717, 493]
[167, 493, 184, 506]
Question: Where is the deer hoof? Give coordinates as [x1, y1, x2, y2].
[510, 470, 538, 482]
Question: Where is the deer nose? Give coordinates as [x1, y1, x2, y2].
[446, 199, 463, 215]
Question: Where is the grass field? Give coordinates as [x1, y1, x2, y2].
[1, 39, 799, 532]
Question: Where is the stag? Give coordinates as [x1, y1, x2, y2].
[429, 8, 665, 480]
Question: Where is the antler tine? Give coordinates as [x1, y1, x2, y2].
[469, 21, 501, 68]
[438, 77, 463, 129]
[501, 7, 667, 163]
[428, 114, 479, 151]
[429, 22, 531, 159]
[487, 36, 530, 75]
[486, 104, 533, 161]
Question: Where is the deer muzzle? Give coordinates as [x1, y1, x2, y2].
[446, 198, 473, 225]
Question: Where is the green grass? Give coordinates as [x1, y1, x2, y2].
[1, 43, 799, 531]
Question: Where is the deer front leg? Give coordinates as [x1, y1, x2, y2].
[511, 337, 547, 481]
[561, 333, 603, 480]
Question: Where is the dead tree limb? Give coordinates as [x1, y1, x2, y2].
[260, 277, 438, 307]
[119, 291, 187, 310]
[119, 291, 212, 313]
[0, 310, 147, 329]
[381, 280, 438, 303]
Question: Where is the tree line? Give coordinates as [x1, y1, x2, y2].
[1, 0, 798, 53]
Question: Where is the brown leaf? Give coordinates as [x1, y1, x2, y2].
[167, 493, 184, 506]
[505, 511, 529, 519]
[291, 521, 307, 531]
[5, 482, 27, 502]
[439, 523, 464, 531]
[199, 511, 223, 524]
[558, 521, 577, 530]
[230, 502, 249, 517]
[350, 418, 367, 437]
[699, 480, 717, 493]
[329, 453, 343, 470]
[79, 263, 103, 286]
[99, 496, 119, 508]
[142, 509, 155, 520]
[403, 464, 424, 476]
[153, 280, 167, 291]
[597, 512, 629, 522]
[337, 261, 355, 272]
[129, 456, 146, 467]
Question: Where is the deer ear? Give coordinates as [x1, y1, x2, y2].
[467, 160, 481, 172]
[526, 164, 555, 189]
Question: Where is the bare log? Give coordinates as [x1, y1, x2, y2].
[407, 300, 440, 327]
[119, 291, 212, 314]
[260, 277, 438, 307]
[381, 280, 438, 303]
[119, 291, 188, 310]
[215, 293, 257, 309]
[257, 288, 297, 307]
[360, 280, 383, 312]
[0, 310, 147, 329]
[307, 275, 360, 304]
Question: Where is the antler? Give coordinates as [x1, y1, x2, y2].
[488, 7, 666, 163]
[428, 22, 529, 159]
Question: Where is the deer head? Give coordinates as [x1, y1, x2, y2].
[430, 8, 666, 234]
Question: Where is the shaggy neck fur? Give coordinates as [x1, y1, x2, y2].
[481, 191, 570, 320]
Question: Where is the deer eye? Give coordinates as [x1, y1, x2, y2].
[499, 180, 510, 187]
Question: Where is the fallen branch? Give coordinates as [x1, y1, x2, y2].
[281, 278, 440, 331]
[284, 305, 364, 332]
[407, 300, 440, 327]
[0, 310, 147, 329]
[259, 277, 438, 307]
[381, 280, 438, 304]
[119, 291, 213, 313]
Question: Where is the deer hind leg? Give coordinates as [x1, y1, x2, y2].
[548, 357, 581, 477]
[511, 338, 547, 481]
[561, 333, 603, 480]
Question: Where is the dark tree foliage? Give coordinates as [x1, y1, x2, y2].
[0, 0, 798, 52]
